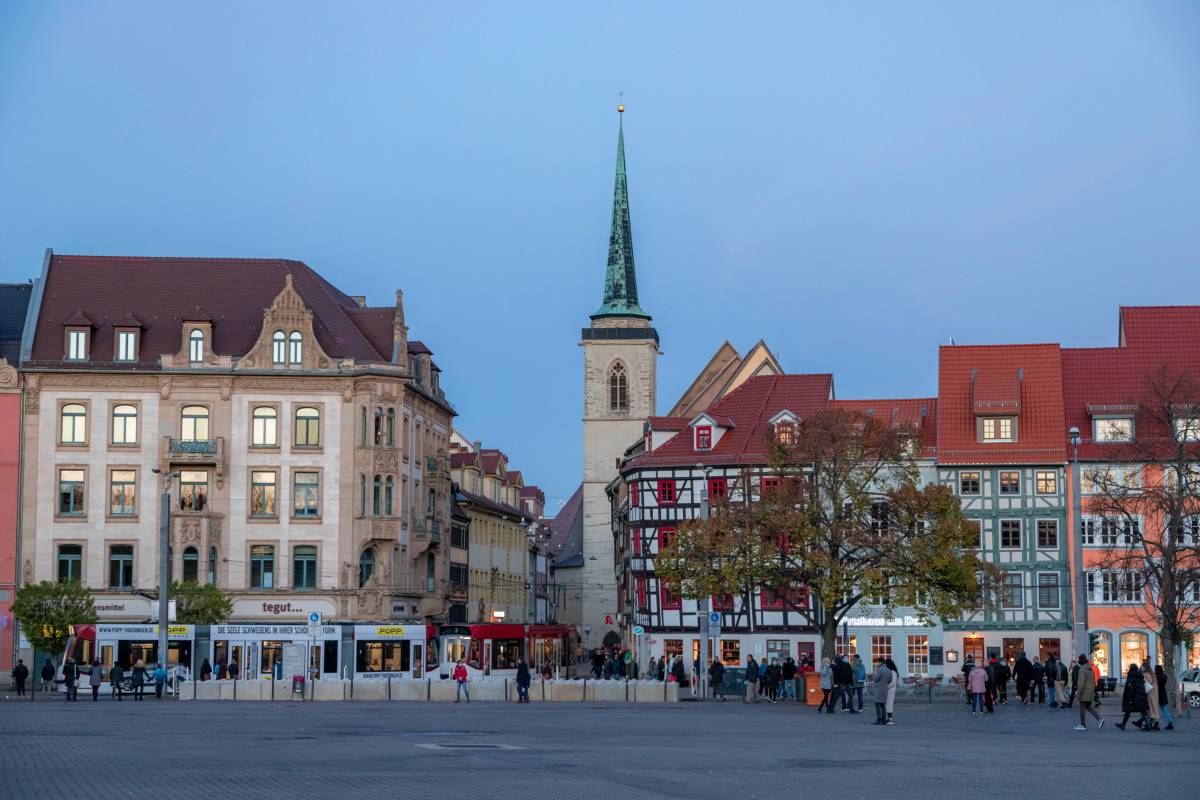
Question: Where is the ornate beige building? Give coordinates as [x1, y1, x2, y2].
[18, 252, 455, 629]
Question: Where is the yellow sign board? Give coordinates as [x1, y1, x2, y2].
[375, 625, 405, 637]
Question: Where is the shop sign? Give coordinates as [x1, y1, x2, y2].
[842, 615, 931, 628]
[96, 624, 193, 639]
[213, 624, 340, 638]
[390, 599, 407, 618]
[231, 597, 336, 620]
[91, 596, 153, 619]
[354, 624, 425, 641]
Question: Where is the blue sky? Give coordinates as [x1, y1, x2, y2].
[2, 2, 1198, 513]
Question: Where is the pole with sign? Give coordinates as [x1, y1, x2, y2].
[697, 466, 712, 699]
[307, 612, 322, 687]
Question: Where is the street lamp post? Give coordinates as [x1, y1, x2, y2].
[152, 469, 180, 673]
[1068, 427, 1088, 661]
[697, 464, 712, 701]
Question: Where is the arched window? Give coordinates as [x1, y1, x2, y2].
[359, 549, 375, 588]
[359, 474, 367, 516]
[60, 403, 87, 444]
[386, 408, 395, 446]
[251, 406, 277, 447]
[180, 405, 209, 441]
[207, 547, 218, 586]
[188, 329, 205, 363]
[294, 406, 319, 447]
[288, 331, 302, 364]
[271, 331, 285, 364]
[373, 407, 384, 446]
[360, 407, 367, 448]
[182, 546, 199, 583]
[609, 362, 628, 412]
[385, 476, 394, 516]
[372, 475, 382, 515]
[111, 403, 137, 445]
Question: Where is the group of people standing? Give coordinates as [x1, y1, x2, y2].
[10, 657, 170, 701]
[742, 655, 806, 703]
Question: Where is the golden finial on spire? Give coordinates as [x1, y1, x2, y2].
[617, 90, 624, 113]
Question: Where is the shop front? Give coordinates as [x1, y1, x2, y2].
[210, 623, 341, 679]
[353, 624, 430, 680]
[96, 624, 195, 672]
[943, 629, 1067, 673]
[837, 616, 944, 679]
[647, 633, 820, 670]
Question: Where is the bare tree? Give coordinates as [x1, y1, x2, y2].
[1083, 365, 1200, 710]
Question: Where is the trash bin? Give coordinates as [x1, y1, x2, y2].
[292, 675, 305, 696]
[804, 671, 822, 706]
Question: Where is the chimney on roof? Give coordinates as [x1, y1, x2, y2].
[392, 289, 408, 368]
[473, 440, 482, 453]
[350, 295, 366, 308]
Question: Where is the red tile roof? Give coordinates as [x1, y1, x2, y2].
[831, 397, 938, 457]
[1119, 306, 1200, 350]
[646, 416, 690, 431]
[450, 451, 478, 470]
[628, 374, 833, 469]
[29, 254, 399, 366]
[936, 344, 1065, 465]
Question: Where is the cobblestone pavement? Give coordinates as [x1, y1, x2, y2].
[1, 694, 1193, 799]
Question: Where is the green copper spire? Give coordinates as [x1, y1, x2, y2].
[592, 107, 650, 320]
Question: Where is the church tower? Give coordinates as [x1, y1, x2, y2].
[580, 105, 659, 649]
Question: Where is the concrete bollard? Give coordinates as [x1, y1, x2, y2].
[351, 681, 387, 701]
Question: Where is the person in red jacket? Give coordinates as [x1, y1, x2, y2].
[453, 660, 470, 703]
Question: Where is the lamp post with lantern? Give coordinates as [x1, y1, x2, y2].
[1068, 426, 1089, 661]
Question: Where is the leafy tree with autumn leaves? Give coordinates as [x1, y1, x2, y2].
[656, 406, 993, 657]
[12, 580, 98, 656]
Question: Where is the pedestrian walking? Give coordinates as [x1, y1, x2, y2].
[1072, 654, 1105, 731]
[453, 659, 470, 702]
[1014, 651, 1033, 704]
[816, 657, 833, 713]
[109, 663, 124, 701]
[1054, 656, 1069, 708]
[992, 657, 1010, 705]
[1032, 657, 1046, 704]
[961, 655, 975, 704]
[1065, 659, 1080, 708]
[1115, 662, 1149, 731]
[153, 663, 167, 699]
[1154, 665, 1175, 730]
[515, 657, 531, 703]
[227, 659, 239, 680]
[200, 658, 212, 681]
[871, 655, 893, 725]
[40, 658, 55, 693]
[63, 658, 78, 701]
[1141, 660, 1161, 731]
[745, 655, 760, 703]
[968, 661, 988, 714]
[884, 658, 899, 725]
[89, 659, 103, 701]
[12, 659, 29, 696]
[834, 655, 856, 712]
[709, 658, 726, 701]
[852, 654, 867, 711]
[131, 659, 147, 701]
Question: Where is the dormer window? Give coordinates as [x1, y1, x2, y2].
[695, 425, 712, 451]
[288, 331, 302, 364]
[188, 329, 205, 363]
[272, 331, 286, 364]
[776, 422, 795, 445]
[115, 329, 138, 361]
[979, 416, 1016, 442]
[66, 328, 89, 361]
[1094, 417, 1133, 443]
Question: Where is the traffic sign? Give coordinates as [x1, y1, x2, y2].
[708, 612, 720, 625]
[307, 611, 322, 624]
[632, 625, 645, 636]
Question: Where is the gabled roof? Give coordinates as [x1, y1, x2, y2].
[936, 344, 1065, 465]
[667, 339, 784, 418]
[646, 415, 689, 432]
[1118, 306, 1200, 350]
[450, 451, 479, 470]
[831, 397, 938, 458]
[27, 254, 398, 366]
[547, 485, 584, 564]
[628, 374, 833, 469]
[691, 412, 735, 428]
[478, 449, 507, 476]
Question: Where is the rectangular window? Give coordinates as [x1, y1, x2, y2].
[959, 471, 980, 495]
[292, 545, 318, 589]
[179, 470, 209, 512]
[656, 479, 676, 505]
[109, 470, 137, 516]
[250, 471, 277, 517]
[660, 583, 681, 610]
[1036, 519, 1058, 549]
[630, 479, 639, 507]
[293, 472, 320, 517]
[694, 425, 712, 450]
[871, 635, 893, 665]
[250, 545, 275, 589]
[762, 476, 780, 495]
[659, 527, 675, 552]
[57, 544, 83, 583]
[980, 416, 1016, 442]
[836, 634, 858, 659]
[708, 478, 727, 502]
[999, 519, 1021, 549]
[907, 635, 929, 675]
[999, 471, 1020, 495]
[355, 641, 410, 674]
[66, 329, 88, 360]
[58, 469, 85, 516]
[1173, 416, 1200, 442]
[1035, 470, 1057, 494]
[1001, 572, 1023, 609]
[720, 639, 741, 667]
[108, 544, 134, 589]
[1037, 573, 1060, 609]
[449, 562, 468, 588]
[1093, 417, 1133, 442]
[712, 593, 734, 611]
[116, 330, 137, 361]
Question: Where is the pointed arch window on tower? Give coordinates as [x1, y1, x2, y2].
[609, 362, 628, 413]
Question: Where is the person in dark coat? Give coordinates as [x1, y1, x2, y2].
[1065, 660, 1080, 708]
[131, 660, 148, 701]
[199, 658, 212, 681]
[1154, 665, 1175, 730]
[109, 663, 124, 700]
[670, 656, 686, 686]
[227, 659, 239, 680]
[961, 656, 975, 704]
[88, 659, 103, 701]
[992, 658, 1011, 704]
[765, 658, 781, 703]
[983, 659, 996, 713]
[708, 658, 726, 701]
[745, 656, 760, 704]
[12, 659, 29, 696]
[781, 657, 798, 702]
[1116, 663, 1149, 730]
[63, 658, 78, 701]
[1031, 658, 1046, 704]
[834, 655, 856, 712]
[1014, 652, 1034, 704]
[646, 656, 657, 682]
[514, 658, 531, 703]
[40, 658, 55, 693]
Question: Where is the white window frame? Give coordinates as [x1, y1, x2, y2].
[1093, 416, 1134, 443]
[1000, 571, 1023, 609]
[1035, 571, 1060, 610]
[116, 330, 138, 361]
[67, 329, 88, 360]
[999, 518, 1021, 550]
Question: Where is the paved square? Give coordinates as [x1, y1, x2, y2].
[0, 694, 1192, 798]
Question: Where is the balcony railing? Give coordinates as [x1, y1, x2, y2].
[412, 519, 441, 544]
[169, 438, 217, 454]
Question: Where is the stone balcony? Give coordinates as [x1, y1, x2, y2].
[162, 435, 225, 465]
